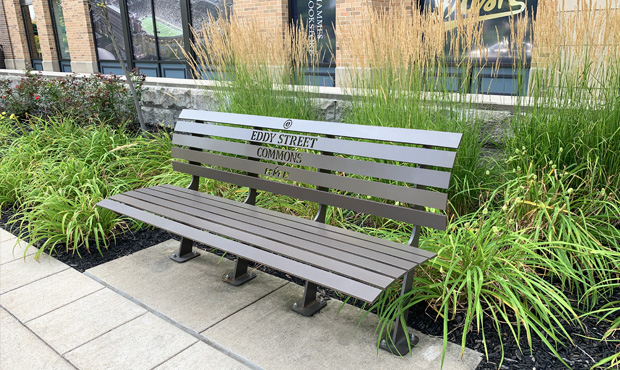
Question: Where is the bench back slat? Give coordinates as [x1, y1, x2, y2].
[172, 134, 452, 189]
[172, 147, 448, 210]
[172, 161, 448, 230]
[178, 110, 462, 149]
[175, 121, 457, 168]
[172, 110, 461, 232]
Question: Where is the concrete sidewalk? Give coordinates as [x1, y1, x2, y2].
[1, 228, 482, 370]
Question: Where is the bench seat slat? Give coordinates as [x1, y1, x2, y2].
[172, 147, 448, 210]
[174, 121, 457, 169]
[97, 199, 385, 303]
[172, 161, 448, 230]
[136, 186, 419, 273]
[177, 110, 463, 149]
[109, 192, 400, 288]
[160, 185, 437, 261]
[153, 185, 436, 263]
[172, 134, 453, 189]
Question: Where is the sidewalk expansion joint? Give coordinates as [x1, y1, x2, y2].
[84, 271, 265, 370]
[23, 287, 106, 324]
[0, 306, 79, 369]
[0, 266, 70, 295]
[203, 281, 291, 331]
[61, 312, 148, 356]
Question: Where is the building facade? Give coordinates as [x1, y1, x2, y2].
[0, 0, 604, 93]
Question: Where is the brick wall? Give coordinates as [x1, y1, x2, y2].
[234, 0, 289, 38]
[2, 0, 30, 68]
[64, 0, 97, 63]
[335, 0, 366, 67]
[33, 0, 58, 62]
[0, 1, 14, 61]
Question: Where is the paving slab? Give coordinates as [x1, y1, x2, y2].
[154, 341, 251, 370]
[0, 228, 16, 243]
[204, 283, 482, 370]
[1, 237, 36, 265]
[0, 307, 75, 370]
[86, 239, 288, 332]
[27, 288, 148, 355]
[64, 312, 198, 370]
[0, 268, 103, 322]
[0, 252, 69, 294]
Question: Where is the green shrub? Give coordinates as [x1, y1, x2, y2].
[368, 163, 620, 367]
[0, 116, 186, 258]
[0, 70, 145, 129]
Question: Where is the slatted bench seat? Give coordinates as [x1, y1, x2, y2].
[97, 109, 462, 356]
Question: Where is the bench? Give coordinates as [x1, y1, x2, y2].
[97, 109, 462, 355]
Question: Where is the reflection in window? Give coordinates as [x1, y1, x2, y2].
[127, 0, 157, 60]
[153, 0, 184, 59]
[92, 0, 126, 60]
[51, 0, 70, 60]
[22, 4, 41, 60]
[190, 0, 231, 29]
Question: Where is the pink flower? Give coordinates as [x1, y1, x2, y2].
[35, 96, 40, 100]
[1, 95, 5, 98]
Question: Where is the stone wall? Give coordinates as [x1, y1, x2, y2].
[140, 84, 220, 127]
[0, 70, 517, 146]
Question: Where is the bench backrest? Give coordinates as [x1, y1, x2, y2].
[171, 110, 462, 231]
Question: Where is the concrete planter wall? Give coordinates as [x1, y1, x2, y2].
[0, 69, 518, 145]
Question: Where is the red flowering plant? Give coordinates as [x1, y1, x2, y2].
[0, 70, 145, 129]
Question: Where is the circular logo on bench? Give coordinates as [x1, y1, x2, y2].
[283, 119, 293, 129]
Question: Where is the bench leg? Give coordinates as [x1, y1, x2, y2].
[170, 237, 200, 263]
[379, 271, 419, 356]
[292, 281, 327, 317]
[222, 258, 256, 286]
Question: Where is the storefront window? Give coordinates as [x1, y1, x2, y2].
[153, 0, 184, 59]
[92, 0, 236, 77]
[127, 0, 158, 60]
[51, 0, 70, 60]
[22, 4, 42, 60]
[290, 0, 336, 86]
[190, 0, 230, 28]
[92, 0, 126, 60]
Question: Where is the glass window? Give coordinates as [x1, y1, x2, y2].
[92, 0, 126, 60]
[51, 0, 70, 60]
[290, 0, 335, 67]
[153, 0, 184, 59]
[127, 0, 158, 60]
[22, 4, 42, 60]
[190, 0, 231, 29]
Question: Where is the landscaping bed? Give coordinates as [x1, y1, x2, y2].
[3, 6, 620, 365]
[2, 207, 618, 370]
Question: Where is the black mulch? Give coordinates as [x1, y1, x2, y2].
[1, 207, 618, 370]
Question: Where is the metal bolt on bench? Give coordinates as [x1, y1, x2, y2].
[97, 110, 462, 356]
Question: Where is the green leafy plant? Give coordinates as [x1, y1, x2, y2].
[364, 161, 620, 368]
[0, 115, 185, 258]
[0, 71, 145, 129]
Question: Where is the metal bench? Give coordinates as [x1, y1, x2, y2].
[97, 109, 462, 355]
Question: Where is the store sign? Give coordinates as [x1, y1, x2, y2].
[423, 0, 538, 63]
[291, 0, 336, 65]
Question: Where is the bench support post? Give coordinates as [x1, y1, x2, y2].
[292, 281, 327, 317]
[170, 177, 201, 263]
[222, 257, 256, 286]
[170, 237, 200, 263]
[379, 270, 419, 356]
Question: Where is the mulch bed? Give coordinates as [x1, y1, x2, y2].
[1, 207, 618, 369]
